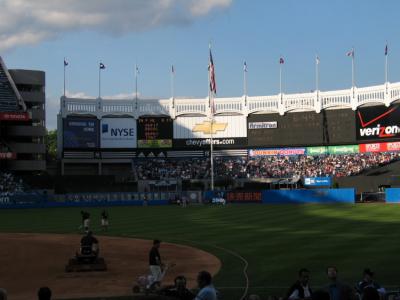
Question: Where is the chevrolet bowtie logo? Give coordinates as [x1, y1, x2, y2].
[192, 121, 227, 134]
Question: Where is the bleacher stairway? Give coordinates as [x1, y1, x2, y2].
[0, 56, 23, 112]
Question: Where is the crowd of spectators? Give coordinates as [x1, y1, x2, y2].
[0, 172, 25, 195]
[135, 152, 400, 181]
[0, 266, 390, 300]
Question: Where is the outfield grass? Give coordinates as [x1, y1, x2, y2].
[1, 204, 400, 299]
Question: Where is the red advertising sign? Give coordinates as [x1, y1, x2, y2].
[0, 152, 16, 160]
[249, 148, 306, 157]
[387, 142, 400, 151]
[359, 141, 400, 153]
[226, 191, 262, 203]
[0, 112, 30, 121]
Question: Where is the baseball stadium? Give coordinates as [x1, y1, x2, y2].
[2, 2, 400, 298]
[2, 49, 400, 300]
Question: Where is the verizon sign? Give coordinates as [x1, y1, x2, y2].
[356, 104, 400, 141]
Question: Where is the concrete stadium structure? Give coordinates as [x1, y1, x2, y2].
[0, 57, 46, 172]
[60, 82, 400, 119]
[59, 81, 400, 176]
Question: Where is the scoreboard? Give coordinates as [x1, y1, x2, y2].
[248, 109, 356, 147]
[137, 117, 173, 148]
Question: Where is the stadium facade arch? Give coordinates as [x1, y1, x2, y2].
[58, 81, 400, 175]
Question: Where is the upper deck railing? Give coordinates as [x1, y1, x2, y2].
[60, 81, 400, 119]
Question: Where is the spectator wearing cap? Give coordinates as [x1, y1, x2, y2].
[324, 266, 356, 300]
[195, 271, 217, 300]
[355, 269, 386, 298]
[286, 268, 313, 300]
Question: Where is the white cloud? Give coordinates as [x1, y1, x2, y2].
[0, 0, 232, 52]
[65, 91, 94, 99]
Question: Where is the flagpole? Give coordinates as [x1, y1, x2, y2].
[351, 49, 355, 88]
[385, 47, 388, 84]
[63, 57, 66, 97]
[243, 63, 247, 97]
[171, 66, 175, 100]
[135, 64, 138, 102]
[209, 43, 214, 192]
[210, 92, 214, 192]
[316, 55, 319, 93]
[279, 63, 282, 94]
[98, 63, 101, 98]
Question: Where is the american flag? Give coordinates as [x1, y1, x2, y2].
[209, 48, 217, 94]
[279, 57, 284, 64]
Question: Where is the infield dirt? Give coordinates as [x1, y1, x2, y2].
[0, 233, 221, 299]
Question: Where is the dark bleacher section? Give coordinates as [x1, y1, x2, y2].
[0, 57, 21, 112]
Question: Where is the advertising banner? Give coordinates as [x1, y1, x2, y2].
[63, 117, 99, 149]
[387, 141, 400, 151]
[327, 145, 359, 154]
[249, 148, 306, 157]
[226, 191, 262, 203]
[307, 146, 328, 156]
[0, 112, 30, 121]
[304, 177, 332, 187]
[0, 152, 16, 160]
[174, 138, 247, 148]
[359, 141, 400, 153]
[356, 104, 400, 141]
[174, 115, 247, 148]
[174, 115, 246, 139]
[248, 121, 277, 129]
[137, 117, 173, 148]
[101, 118, 137, 148]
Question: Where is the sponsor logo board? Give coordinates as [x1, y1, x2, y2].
[307, 146, 328, 155]
[63, 117, 99, 149]
[0, 112, 30, 121]
[101, 118, 136, 148]
[174, 115, 246, 148]
[0, 152, 16, 160]
[359, 141, 400, 153]
[304, 177, 332, 187]
[248, 121, 278, 130]
[173, 138, 247, 148]
[249, 148, 306, 157]
[357, 104, 400, 141]
[226, 191, 262, 203]
[327, 145, 359, 154]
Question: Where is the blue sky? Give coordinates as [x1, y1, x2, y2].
[1, 0, 399, 129]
